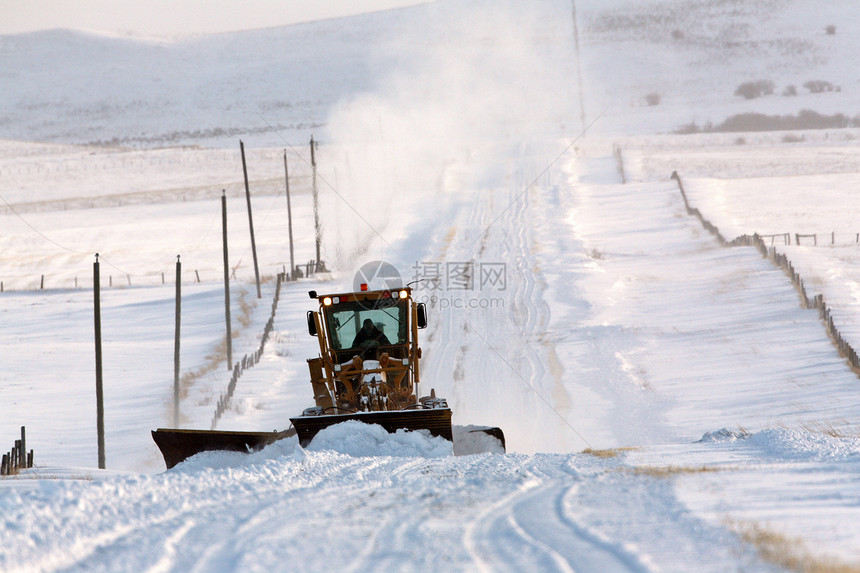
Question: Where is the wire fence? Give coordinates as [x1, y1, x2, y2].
[208, 263, 323, 429]
[0, 258, 329, 293]
[210, 271, 283, 429]
[672, 170, 860, 376]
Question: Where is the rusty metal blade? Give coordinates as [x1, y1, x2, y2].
[151, 427, 296, 470]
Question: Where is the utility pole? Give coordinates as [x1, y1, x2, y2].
[240, 140, 262, 298]
[284, 150, 296, 280]
[310, 135, 321, 271]
[93, 253, 105, 469]
[173, 255, 181, 427]
[221, 191, 233, 369]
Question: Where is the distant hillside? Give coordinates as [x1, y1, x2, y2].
[0, 8, 416, 149]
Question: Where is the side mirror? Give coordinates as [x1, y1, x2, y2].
[307, 311, 317, 336]
[416, 303, 427, 329]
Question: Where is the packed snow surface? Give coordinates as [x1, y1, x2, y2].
[2, 0, 860, 571]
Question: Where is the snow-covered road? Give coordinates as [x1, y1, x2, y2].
[0, 428, 779, 573]
[11, 420, 858, 572]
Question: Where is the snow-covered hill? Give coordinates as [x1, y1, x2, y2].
[2, 0, 860, 570]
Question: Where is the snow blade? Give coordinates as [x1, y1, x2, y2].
[290, 408, 453, 447]
[152, 427, 296, 470]
[470, 426, 506, 451]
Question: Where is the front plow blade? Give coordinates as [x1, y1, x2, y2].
[290, 408, 453, 447]
[152, 428, 296, 470]
[470, 426, 506, 451]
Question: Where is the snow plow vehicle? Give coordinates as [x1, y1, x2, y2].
[152, 286, 505, 469]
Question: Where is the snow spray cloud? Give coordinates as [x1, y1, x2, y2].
[320, 0, 579, 273]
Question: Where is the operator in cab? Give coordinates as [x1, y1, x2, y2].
[352, 318, 391, 349]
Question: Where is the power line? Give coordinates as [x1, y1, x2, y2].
[0, 191, 90, 256]
[1, 190, 225, 279]
[256, 112, 392, 248]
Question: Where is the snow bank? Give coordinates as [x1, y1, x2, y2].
[168, 421, 505, 472]
[169, 421, 455, 471]
[696, 428, 751, 443]
[306, 420, 453, 458]
[697, 426, 860, 461]
[748, 427, 860, 462]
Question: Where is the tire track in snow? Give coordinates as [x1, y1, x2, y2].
[144, 519, 195, 573]
[509, 181, 571, 417]
[5, 452, 376, 572]
[463, 463, 649, 572]
[420, 155, 575, 452]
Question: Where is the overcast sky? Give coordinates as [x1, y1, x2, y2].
[1, 0, 427, 37]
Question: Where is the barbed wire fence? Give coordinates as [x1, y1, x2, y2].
[209, 271, 283, 430]
[208, 269, 301, 430]
[672, 170, 860, 376]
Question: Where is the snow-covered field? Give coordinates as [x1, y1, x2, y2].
[2, 0, 860, 570]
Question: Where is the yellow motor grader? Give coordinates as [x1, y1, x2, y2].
[152, 286, 504, 469]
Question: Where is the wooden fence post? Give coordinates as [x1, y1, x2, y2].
[284, 150, 297, 281]
[94, 254, 106, 469]
[174, 255, 181, 428]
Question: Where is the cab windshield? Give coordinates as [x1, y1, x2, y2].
[323, 298, 408, 360]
